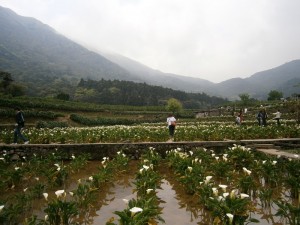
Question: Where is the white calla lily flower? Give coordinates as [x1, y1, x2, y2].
[212, 187, 218, 196]
[43, 193, 48, 201]
[146, 189, 153, 194]
[130, 206, 143, 216]
[223, 192, 229, 198]
[55, 190, 65, 198]
[226, 213, 234, 224]
[240, 193, 250, 199]
[143, 165, 150, 170]
[219, 184, 227, 191]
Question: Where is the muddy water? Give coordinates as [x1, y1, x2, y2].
[157, 165, 211, 225]
[84, 161, 284, 225]
[28, 160, 286, 225]
[69, 160, 209, 224]
[157, 179, 209, 225]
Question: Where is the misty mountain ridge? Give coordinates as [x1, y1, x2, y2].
[100, 51, 215, 92]
[102, 50, 300, 99]
[216, 60, 300, 99]
[0, 5, 299, 100]
[0, 6, 137, 87]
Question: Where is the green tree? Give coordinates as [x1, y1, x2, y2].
[0, 71, 14, 94]
[56, 92, 70, 101]
[166, 98, 183, 114]
[268, 90, 283, 101]
[7, 83, 26, 97]
[0, 71, 25, 96]
[238, 93, 250, 106]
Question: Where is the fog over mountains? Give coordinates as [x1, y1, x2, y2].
[0, 6, 299, 100]
[101, 51, 300, 100]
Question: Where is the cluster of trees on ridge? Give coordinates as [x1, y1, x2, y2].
[0, 70, 228, 109]
[75, 78, 228, 108]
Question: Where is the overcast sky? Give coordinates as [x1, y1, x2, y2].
[1, 0, 300, 83]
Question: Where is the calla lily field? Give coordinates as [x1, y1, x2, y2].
[0, 144, 299, 224]
[0, 121, 299, 144]
[0, 97, 300, 224]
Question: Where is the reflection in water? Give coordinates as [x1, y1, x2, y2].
[93, 179, 136, 224]
[92, 161, 212, 225]
[157, 179, 206, 225]
[91, 161, 138, 224]
[73, 161, 287, 225]
[158, 163, 212, 225]
[28, 160, 287, 225]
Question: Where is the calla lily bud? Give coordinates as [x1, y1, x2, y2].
[146, 189, 153, 194]
[43, 193, 48, 201]
[226, 213, 234, 224]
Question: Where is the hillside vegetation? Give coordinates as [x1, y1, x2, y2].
[75, 78, 227, 107]
[0, 70, 227, 109]
[0, 96, 180, 128]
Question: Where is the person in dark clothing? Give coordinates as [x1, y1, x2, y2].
[257, 110, 263, 126]
[261, 109, 268, 126]
[13, 107, 29, 144]
[238, 109, 244, 124]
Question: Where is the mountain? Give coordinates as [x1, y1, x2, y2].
[215, 60, 300, 99]
[101, 51, 300, 99]
[0, 5, 215, 97]
[100, 51, 214, 92]
[0, 6, 140, 96]
[0, 5, 299, 100]
[246, 60, 300, 98]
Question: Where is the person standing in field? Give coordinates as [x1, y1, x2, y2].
[257, 110, 263, 126]
[167, 114, 176, 141]
[273, 109, 282, 125]
[13, 107, 29, 144]
[261, 109, 268, 126]
[235, 114, 241, 125]
[236, 109, 243, 125]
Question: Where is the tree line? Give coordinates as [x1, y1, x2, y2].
[75, 78, 228, 108]
[0, 70, 227, 109]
